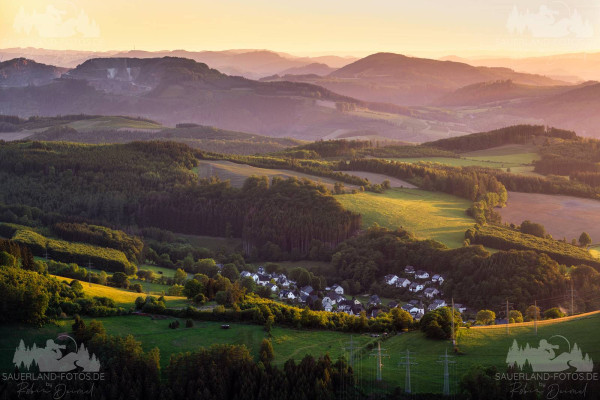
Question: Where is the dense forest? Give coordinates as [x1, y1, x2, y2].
[0, 141, 359, 257]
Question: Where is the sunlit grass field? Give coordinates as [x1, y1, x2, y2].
[2, 313, 596, 393]
[336, 188, 475, 248]
[50, 275, 189, 308]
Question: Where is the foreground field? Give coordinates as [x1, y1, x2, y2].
[196, 160, 359, 190]
[336, 188, 475, 248]
[2, 313, 597, 394]
[499, 192, 600, 245]
[364, 312, 600, 394]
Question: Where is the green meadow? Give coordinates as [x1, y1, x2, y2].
[336, 188, 475, 248]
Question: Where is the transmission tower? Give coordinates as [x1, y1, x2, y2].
[369, 341, 389, 382]
[344, 335, 359, 369]
[437, 348, 456, 396]
[398, 349, 417, 393]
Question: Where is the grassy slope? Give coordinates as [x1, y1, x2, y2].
[50, 275, 189, 308]
[336, 188, 475, 248]
[386, 144, 541, 175]
[66, 116, 164, 131]
[2, 313, 597, 393]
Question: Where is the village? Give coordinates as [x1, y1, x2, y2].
[239, 265, 468, 321]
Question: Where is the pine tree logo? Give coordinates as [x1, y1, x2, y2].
[12, 335, 100, 372]
[506, 335, 593, 372]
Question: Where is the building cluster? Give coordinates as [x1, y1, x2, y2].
[240, 265, 468, 321]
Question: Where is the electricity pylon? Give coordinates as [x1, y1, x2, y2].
[398, 349, 417, 393]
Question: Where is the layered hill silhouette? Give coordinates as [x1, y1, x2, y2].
[263, 52, 565, 106]
[0, 58, 67, 87]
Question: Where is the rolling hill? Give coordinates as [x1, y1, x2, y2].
[266, 52, 567, 106]
[0, 56, 463, 141]
[0, 58, 66, 87]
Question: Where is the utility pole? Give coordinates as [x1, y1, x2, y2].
[369, 342, 389, 382]
[506, 299, 510, 334]
[437, 348, 456, 396]
[571, 281, 574, 316]
[451, 298, 455, 346]
[398, 349, 417, 393]
[534, 300, 538, 335]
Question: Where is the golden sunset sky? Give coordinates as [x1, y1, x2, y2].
[1, 0, 599, 57]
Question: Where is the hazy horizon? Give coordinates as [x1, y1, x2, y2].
[1, 0, 599, 59]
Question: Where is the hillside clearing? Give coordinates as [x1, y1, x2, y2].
[336, 188, 475, 248]
[196, 160, 359, 190]
[336, 171, 417, 188]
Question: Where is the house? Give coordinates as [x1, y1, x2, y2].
[307, 294, 319, 306]
[349, 304, 365, 316]
[327, 292, 345, 304]
[432, 274, 444, 284]
[413, 311, 424, 321]
[322, 297, 333, 312]
[257, 266, 265, 274]
[384, 274, 399, 285]
[368, 294, 382, 307]
[415, 270, 430, 279]
[300, 285, 314, 296]
[240, 271, 252, 279]
[427, 299, 446, 311]
[298, 294, 309, 304]
[388, 301, 399, 309]
[402, 301, 424, 317]
[266, 283, 278, 292]
[370, 309, 382, 318]
[409, 282, 424, 292]
[257, 274, 271, 285]
[404, 265, 415, 274]
[279, 290, 296, 300]
[424, 287, 439, 298]
[396, 278, 411, 288]
[337, 301, 352, 313]
[277, 276, 290, 288]
[250, 273, 260, 283]
[331, 284, 344, 295]
[454, 303, 467, 313]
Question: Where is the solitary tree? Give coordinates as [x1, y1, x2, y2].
[259, 339, 274, 364]
[476, 309, 496, 325]
[579, 232, 592, 248]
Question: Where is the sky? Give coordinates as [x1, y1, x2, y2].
[1, 0, 599, 58]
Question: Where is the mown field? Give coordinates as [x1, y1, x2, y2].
[2, 313, 597, 394]
[336, 188, 475, 248]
